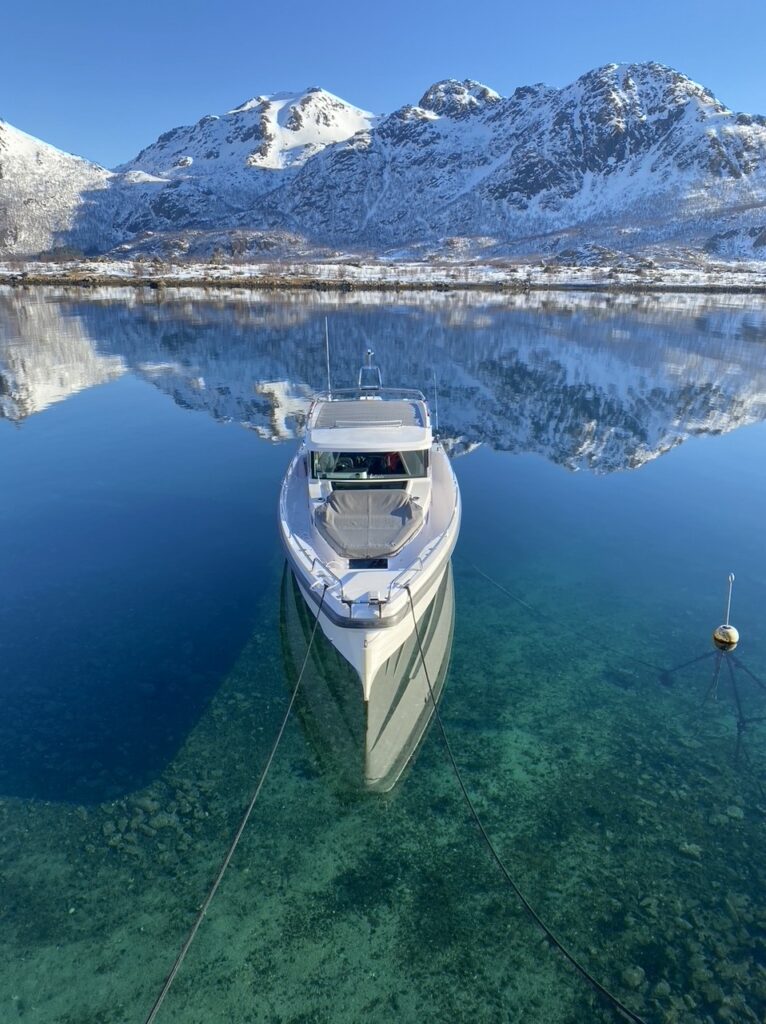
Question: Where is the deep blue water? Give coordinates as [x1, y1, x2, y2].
[1, 288, 765, 1024]
[1, 375, 286, 801]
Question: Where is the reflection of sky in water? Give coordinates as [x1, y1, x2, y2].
[0, 291, 765, 1023]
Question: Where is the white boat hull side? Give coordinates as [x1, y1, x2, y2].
[364, 563, 455, 791]
[296, 561, 449, 701]
[281, 563, 455, 794]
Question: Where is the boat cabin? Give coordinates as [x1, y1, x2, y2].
[304, 393, 433, 567]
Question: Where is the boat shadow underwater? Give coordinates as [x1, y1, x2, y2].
[281, 561, 455, 794]
[0, 601, 258, 806]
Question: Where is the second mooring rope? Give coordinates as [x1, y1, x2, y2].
[143, 584, 327, 1024]
[405, 584, 647, 1024]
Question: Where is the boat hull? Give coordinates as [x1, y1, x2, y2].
[281, 562, 454, 792]
[293, 554, 450, 701]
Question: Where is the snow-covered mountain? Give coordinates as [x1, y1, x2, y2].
[110, 88, 377, 240]
[261, 63, 766, 255]
[0, 121, 114, 256]
[0, 87, 376, 257]
[2, 62, 766, 260]
[3, 290, 765, 473]
[120, 88, 376, 177]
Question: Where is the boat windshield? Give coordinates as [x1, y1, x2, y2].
[311, 450, 428, 480]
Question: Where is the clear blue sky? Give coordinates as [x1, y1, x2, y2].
[3, 0, 765, 168]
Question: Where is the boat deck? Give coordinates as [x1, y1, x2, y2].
[282, 443, 457, 604]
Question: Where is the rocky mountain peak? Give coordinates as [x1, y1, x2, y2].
[572, 61, 727, 121]
[118, 86, 375, 178]
[418, 79, 501, 117]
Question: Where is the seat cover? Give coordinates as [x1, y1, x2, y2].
[314, 489, 423, 559]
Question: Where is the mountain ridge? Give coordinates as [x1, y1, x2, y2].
[2, 62, 766, 263]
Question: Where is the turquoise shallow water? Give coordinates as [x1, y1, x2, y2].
[1, 288, 765, 1023]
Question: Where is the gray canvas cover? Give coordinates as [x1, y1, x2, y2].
[314, 489, 423, 559]
[314, 400, 423, 429]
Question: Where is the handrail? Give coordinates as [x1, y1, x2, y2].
[280, 452, 346, 601]
[310, 555, 345, 594]
[386, 556, 426, 600]
[385, 476, 460, 600]
[303, 388, 432, 442]
[289, 529, 346, 600]
[313, 386, 428, 402]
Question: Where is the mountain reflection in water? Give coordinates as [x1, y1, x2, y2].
[2, 288, 766, 473]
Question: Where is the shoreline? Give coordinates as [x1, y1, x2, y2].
[2, 259, 766, 294]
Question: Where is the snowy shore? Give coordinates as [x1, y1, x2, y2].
[1, 258, 766, 293]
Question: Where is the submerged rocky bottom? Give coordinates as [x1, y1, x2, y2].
[2, 553, 765, 1024]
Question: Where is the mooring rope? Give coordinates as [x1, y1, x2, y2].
[470, 563, 663, 674]
[143, 584, 327, 1024]
[405, 584, 648, 1024]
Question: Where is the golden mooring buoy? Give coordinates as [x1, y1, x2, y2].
[712, 573, 739, 651]
[713, 623, 739, 651]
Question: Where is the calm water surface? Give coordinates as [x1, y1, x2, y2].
[1, 288, 765, 1023]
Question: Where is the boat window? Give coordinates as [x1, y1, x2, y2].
[311, 450, 428, 480]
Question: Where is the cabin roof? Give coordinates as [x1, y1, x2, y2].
[307, 397, 431, 451]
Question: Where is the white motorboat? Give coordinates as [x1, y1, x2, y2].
[278, 351, 461, 701]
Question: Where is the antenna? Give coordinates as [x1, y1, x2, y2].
[432, 368, 440, 437]
[324, 317, 332, 398]
[724, 572, 735, 627]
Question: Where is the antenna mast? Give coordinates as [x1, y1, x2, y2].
[432, 368, 440, 437]
[324, 317, 332, 398]
[724, 572, 735, 626]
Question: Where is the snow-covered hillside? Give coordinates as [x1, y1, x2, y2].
[2, 63, 766, 262]
[0, 121, 114, 256]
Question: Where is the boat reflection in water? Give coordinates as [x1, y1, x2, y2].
[280, 562, 454, 794]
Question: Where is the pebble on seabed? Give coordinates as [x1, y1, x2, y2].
[622, 965, 646, 989]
